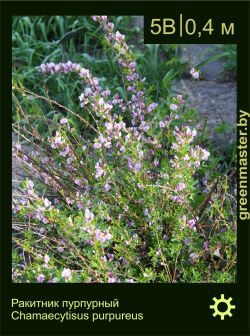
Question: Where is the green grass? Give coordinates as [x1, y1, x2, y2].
[12, 16, 186, 114]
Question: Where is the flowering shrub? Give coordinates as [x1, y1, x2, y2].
[12, 16, 236, 283]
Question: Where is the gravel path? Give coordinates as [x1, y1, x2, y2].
[178, 44, 236, 147]
[172, 78, 236, 147]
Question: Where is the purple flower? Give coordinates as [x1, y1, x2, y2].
[192, 129, 197, 137]
[184, 238, 192, 245]
[115, 31, 125, 42]
[74, 179, 83, 188]
[85, 208, 94, 223]
[44, 198, 51, 208]
[107, 272, 118, 283]
[66, 155, 75, 165]
[176, 94, 185, 104]
[190, 67, 200, 79]
[49, 132, 65, 148]
[201, 148, 210, 160]
[48, 278, 57, 283]
[170, 195, 184, 204]
[188, 219, 196, 229]
[175, 183, 186, 192]
[60, 118, 68, 125]
[189, 252, 199, 264]
[61, 268, 72, 279]
[40, 227, 46, 234]
[59, 146, 71, 157]
[37, 274, 45, 283]
[147, 102, 158, 113]
[104, 183, 111, 192]
[194, 161, 200, 168]
[15, 143, 22, 150]
[44, 255, 50, 264]
[104, 229, 112, 240]
[129, 61, 136, 68]
[203, 241, 209, 250]
[170, 103, 178, 111]
[101, 89, 111, 97]
[127, 74, 136, 81]
[138, 150, 144, 159]
[95, 160, 107, 179]
[93, 142, 101, 149]
[127, 220, 134, 227]
[107, 253, 114, 261]
[153, 159, 159, 167]
[159, 121, 166, 128]
[76, 202, 83, 210]
[171, 143, 179, 150]
[27, 180, 34, 189]
[120, 146, 126, 153]
[95, 228, 112, 243]
[12, 204, 20, 213]
[156, 249, 161, 256]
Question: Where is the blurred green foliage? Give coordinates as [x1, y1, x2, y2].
[12, 16, 187, 112]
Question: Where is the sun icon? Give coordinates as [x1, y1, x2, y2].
[210, 294, 236, 320]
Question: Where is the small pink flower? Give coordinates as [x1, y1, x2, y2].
[194, 161, 200, 168]
[94, 142, 101, 149]
[153, 159, 159, 167]
[44, 255, 50, 264]
[201, 149, 210, 160]
[107, 272, 118, 283]
[59, 146, 71, 157]
[190, 67, 200, 79]
[170, 103, 178, 111]
[147, 102, 158, 113]
[171, 143, 179, 150]
[44, 198, 51, 208]
[188, 219, 196, 229]
[57, 246, 64, 253]
[107, 253, 114, 261]
[192, 129, 197, 137]
[170, 195, 184, 203]
[61, 268, 72, 279]
[60, 118, 68, 125]
[15, 143, 22, 150]
[37, 274, 45, 283]
[120, 146, 126, 153]
[175, 183, 186, 192]
[104, 229, 112, 240]
[156, 248, 161, 256]
[85, 208, 94, 223]
[27, 180, 34, 189]
[104, 183, 111, 192]
[74, 179, 83, 188]
[159, 121, 166, 128]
